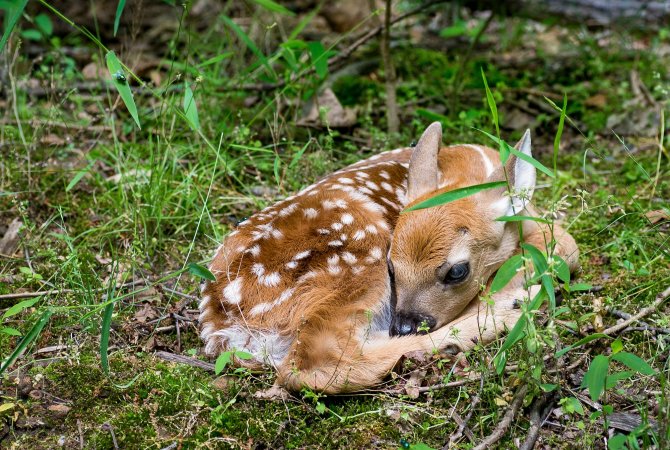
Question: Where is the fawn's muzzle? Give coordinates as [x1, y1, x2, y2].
[389, 311, 436, 337]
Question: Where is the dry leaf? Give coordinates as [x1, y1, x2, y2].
[40, 133, 66, 146]
[134, 304, 159, 323]
[298, 88, 357, 128]
[645, 209, 669, 224]
[253, 383, 290, 401]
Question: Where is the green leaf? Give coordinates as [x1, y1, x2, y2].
[477, 129, 555, 177]
[105, 51, 141, 129]
[183, 82, 200, 131]
[100, 301, 114, 375]
[251, 0, 295, 15]
[198, 51, 234, 68]
[480, 68, 500, 141]
[188, 263, 216, 281]
[403, 181, 506, 213]
[605, 370, 634, 389]
[490, 254, 523, 294]
[521, 243, 548, 276]
[495, 215, 551, 224]
[607, 433, 628, 450]
[561, 396, 584, 415]
[0, 327, 21, 336]
[0, 0, 29, 51]
[20, 28, 41, 41]
[542, 275, 556, 309]
[2, 297, 40, 320]
[289, 140, 311, 170]
[66, 159, 96, 192]
[553, 94, 567, 175]
[315, 401, 326, 414]
[215, 352, 232, 374]
[494, 315, 528, 374]
[610, 339, 623, 354]
[581, 354, 609, 401]
[440, 20, 468, 38]
[34, 13, 53, 36]
[114, 0, 126, 36]
[611, 352, 656, 376]
[555, 333, 609, 358]
[0, 403, 15, 413]
[307, 41, 328, 79]
[569, 283, 593, 292]
[541, 383, 557, 392]
[273, 153, 281, 185]
[0, 309, 52, 376]
[234, 350, 253, 360]
[552, 255, 571, 283]
[221, 15, 275, 79]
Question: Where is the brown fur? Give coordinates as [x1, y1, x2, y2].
[199, 134, 579, 393]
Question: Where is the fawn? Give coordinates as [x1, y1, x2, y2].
[199, 122, 579, 393]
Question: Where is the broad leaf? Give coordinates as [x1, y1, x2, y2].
[105, 51, 141, 129]
[183, 83, 200, 131]
[581, 354, 609, 401]
[251, 0, 295, 15]
[307, 41, 328, 79]
[490, 254, 523, 294]
[2, 297, 40, 320]
[215, 352, 232, 374]
[611, 352, 656, 376]
[188, 263, 216, 281]
[0, 0, 29, 51]
[114, 0, 126, 36]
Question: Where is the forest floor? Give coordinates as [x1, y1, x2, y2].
[0, 2, 669, 449]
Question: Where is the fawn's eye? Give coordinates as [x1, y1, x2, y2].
[443, 262, 469, 284]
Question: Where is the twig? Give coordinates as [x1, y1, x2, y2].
[101, 423, 119, 450]
[472, 385, 529, 450]
[519, 393, 555, 450]
[77, 419, 84, 449]
[446, 374, 484, 446]
[154, 351, 215, 372]
[0, 280, 144, 300]
[602, 286, 670, 336]
[607, 308, 670, 335]
[416, 377, 476, 393]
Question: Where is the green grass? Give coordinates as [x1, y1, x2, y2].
[1, 2, 670, 448]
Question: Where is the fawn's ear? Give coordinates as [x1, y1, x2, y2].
[488, 129, 536, 216]
[407, 122, 442, 203]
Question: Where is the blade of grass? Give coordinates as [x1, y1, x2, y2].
[0, 309, 52, 375]
[403, 181, 506, 213]
[66, 159, 96, 192]
[0, 0, 29, 51]
[183, 82, 200, 131]
[477, 129, 555, 178]
[105, 51, 141, 129]
[251, 0, 295, 15]
[553, 94, 567, 176]
[100, 301, 114, 375]
[221, 15, 276, 80]
[113, 0, 126, 36]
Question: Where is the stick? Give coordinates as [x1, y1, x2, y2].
[154, 351, 215, 372]
[416, 377, 477, 393]
[519, 393, 555, 450]
[607, 308, 670, 335]
[472, 385, 528, 450]
[602, 286, 670, 336]
[0, 280, 144, 300]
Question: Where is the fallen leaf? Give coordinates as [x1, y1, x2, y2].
[253, 383, 290, 401]
[645, 209, 669, 224]
[494, 397, 509, 407]
[585, 93, 607, 108]
[47, 404, 71, 417]
[298, 88, 357, 128]
[40, 133, 66, 146]
[134, 304, 159, 323]
[0, 403, 15, 413]
[0, 218, 22, 255]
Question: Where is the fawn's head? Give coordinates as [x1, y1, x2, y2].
[389, 123, 536, 336]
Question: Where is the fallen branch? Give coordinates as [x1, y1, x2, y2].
[602, 286, 670, 336]
[519, 393, 555, 450]
[473, 385, 528, 450]
[154, 350, 215, 372]
[607, 308, 670, 336]
[0, 280, 145, 300]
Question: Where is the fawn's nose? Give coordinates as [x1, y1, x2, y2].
[389, 311, 437, 337]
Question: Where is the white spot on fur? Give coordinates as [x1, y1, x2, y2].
[331, 222, 343, 231]
[328, 264, 342, 275]
[353, 230, 366, 240]
[342, 252, 357, 264]
[340, 233, 347, 241]
[323, 200, 337, 209]
[369, 247, 383, 260]
[278, 203, 299, 217]
[356, 171, 370, 179]
[246, 245, 260, 257]
[341, 213, 354, 224]
[223, 277, 243, 304]
[204, 325, 291, 367]
[285, 261, 298, 269]
[365, 224, 378, 234]
[261, 272, 281, 287]
[317, 228, 331, 235]
[327, 254, 340, 265]
[380, 170, 390, 180]
[303, 208, 318, 219]
[294, 250, 311, 260]
[328, 240, 343, 247]
[352, 266, 365, 274]
[377, 221, 390, 231]
[298, 271, 317, 283]
[381, 181, 394, 192]
[251, 263, 265, 277]
[365, 181, 379, 191]
[338, 177, 354, 184]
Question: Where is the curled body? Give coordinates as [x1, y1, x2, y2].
[199, 123, 579, 393]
